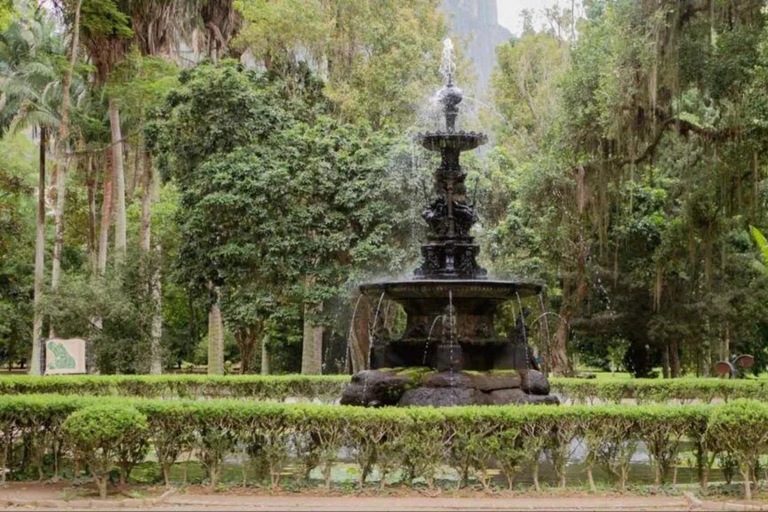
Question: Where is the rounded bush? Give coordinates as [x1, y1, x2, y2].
[63, 404, 148, 498]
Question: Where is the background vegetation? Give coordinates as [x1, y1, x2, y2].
[2, 0, 768, 378]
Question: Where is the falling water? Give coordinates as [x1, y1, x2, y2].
[537, 293, 552, 372]
[362, 291, 386, 399]
[367, 291, 387, 370]
[423, 316, 443, 365]
[343, 294, 365, 374]
[448, 289, 456, 378]
[515, 291, 531, 370]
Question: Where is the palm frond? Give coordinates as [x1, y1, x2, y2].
[750, 225, 768, 265]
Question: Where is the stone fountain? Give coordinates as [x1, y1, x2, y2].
[341, 40, 558, 407]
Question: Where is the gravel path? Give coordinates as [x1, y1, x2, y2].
[0, 482, 765, 511]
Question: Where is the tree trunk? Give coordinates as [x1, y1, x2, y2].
[301, 302, 323, 375]
[670, 339, 681, 378]
[149, 247, 163, 374]
[92, 150, 114, 370]
[236, 327, 258, 374]
[551, 311, 572, 376]
[109, 98, 126, 263]
[140, 151, 163, 375]
[97, 476, 108, 499]
[97, 151, 113, 275]
[139, 152, 151, 253]
[86, 156, 97, 272]
[532, 459, 541, 492]
[742, 464, 752, 500]
[260, 334, 270, 375]
[162, 465, 171, 488]
[207, 290, 224, 375]
[49, 156, 68, 339]
[30, 126, 47, 376]
[49, 0, 81, 338]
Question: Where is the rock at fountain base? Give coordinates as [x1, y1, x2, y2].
[340, 368, 428, 407]
[521, 369, 551, 395]
[341, 368, 558, 407]
[398, 387, 484, 406]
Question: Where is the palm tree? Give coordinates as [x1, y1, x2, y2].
[0, 10, 66, 374]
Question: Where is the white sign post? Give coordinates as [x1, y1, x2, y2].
[44, 338, 87, 375]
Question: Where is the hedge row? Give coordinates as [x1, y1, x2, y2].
[2, 395, 768, 498]
[0, 375, 349, 400]
[2, 375, 768, 404]
[550, 378, 768, 404]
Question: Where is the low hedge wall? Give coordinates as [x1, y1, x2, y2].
[0, 375, 349, 400]
[2, 395, 768, 497]
[1, 375, 767, 404]
[550, 378, 768, 404]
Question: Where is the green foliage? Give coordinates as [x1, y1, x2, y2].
[0, 374, 350, 400]
[4, 374, 768, 405]
[0, 0, 12, 31]
[750, 225, 768, 267]
[62, 404, 148, 497]
[488, 0, 768, 377]
[0, 393, 766, 496]
[234, 0, 445, 128]
[78, 0, 133, 41]
[0, 395, 752, 492]
[0, 132, 35, 367]
[150, 62, 422, 370]
[707, 400, 768, 498]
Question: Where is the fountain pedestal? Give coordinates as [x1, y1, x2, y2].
[341, 39, 558, 407]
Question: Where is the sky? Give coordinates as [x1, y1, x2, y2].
[496, 0, 584, 36]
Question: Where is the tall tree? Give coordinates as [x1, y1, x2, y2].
[73, 0, 132, 270]
[489, 0, 768, 376]
[0, 11, 66, 372]
[151, 64, 418, 374]
[49, 0, 83, 337]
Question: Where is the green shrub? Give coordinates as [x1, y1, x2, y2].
[61, 404, 148, 498]
[5, 375, 768, 405]
[707, 400, 768, 499]
[3, 394, 768, 497]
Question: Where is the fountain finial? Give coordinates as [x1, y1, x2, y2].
[438, 38, 462, 133]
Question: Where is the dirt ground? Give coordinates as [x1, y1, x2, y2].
[0, 482, 766, 511]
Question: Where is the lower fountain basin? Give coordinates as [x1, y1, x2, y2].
[361, 279, 542, 348]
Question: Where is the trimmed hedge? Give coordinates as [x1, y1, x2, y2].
[0, 375, 767, 403]
[0, 375, 349, 400]
[550, 378, 768, 404]
[0, 395, 767, 497]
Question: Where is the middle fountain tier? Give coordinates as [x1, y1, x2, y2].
[341, 40, 558, 407]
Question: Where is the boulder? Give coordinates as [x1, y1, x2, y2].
[466, 371, 521, 391]
[421, 371, 473, 388]
[341, 370, 415, 406]
[398, 387, 486, 407]
[520, 369, 550, 395]
[486, 388, 530, 405]
[421, 370, 522, 390]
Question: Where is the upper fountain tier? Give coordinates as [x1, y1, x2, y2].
[416, 81, 488, 152]
[409, 58, 490, 279]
